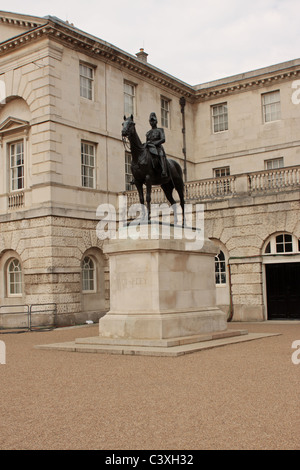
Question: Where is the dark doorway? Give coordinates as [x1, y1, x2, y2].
[266, 263, 300, 319]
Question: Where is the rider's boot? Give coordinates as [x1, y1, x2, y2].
[161, 156, 167, 178]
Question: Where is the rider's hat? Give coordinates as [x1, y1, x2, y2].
[149, 112, 157, 120]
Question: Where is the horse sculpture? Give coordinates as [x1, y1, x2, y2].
[122, 115, 185, 225]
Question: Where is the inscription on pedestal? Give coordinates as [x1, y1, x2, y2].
[115, 274, 147, 290]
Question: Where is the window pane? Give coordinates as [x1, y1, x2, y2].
[8, 259, 22, 295]
[263, 91, 281, 122]
[215, 251, 226, 284]
[10, 141, 24, 191]
[124, 82, 135, 116]
[80, 64, 93, 100]
[161, 98, 170, 128]
[212, 103, 228, 133]
[82, 256, 95, 291]
[125, 152, 133, 190]
[81, 143, 95, 188]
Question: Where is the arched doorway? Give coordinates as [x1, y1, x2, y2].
[263, 233, 300, 319]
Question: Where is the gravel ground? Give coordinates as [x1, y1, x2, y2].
[0, 321, 299, 450]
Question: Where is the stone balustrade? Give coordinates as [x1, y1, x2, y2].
[123, 165, 300, 204]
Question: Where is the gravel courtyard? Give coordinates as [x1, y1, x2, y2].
[0, 321, 299, 450]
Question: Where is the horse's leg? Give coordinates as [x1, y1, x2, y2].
[173, 179, 185, 227]
[161, 182, 178, 224]
[145, 175, 152, 221]
[178, 185, 185, 227]
[135, 182, 146, 219]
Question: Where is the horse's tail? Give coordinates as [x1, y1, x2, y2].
[168, 159, 184, 190]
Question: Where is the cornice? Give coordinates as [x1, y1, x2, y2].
[0, 16, 299, 102]
[194, 67, 300, 102]
[0, 12, 44, 29]
[0, 20, 195, 100]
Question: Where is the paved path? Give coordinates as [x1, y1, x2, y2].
[0, 322, 299, 450]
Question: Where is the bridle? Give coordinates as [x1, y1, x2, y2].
[121, 119, 133, 152]
[122, 134, 131, 152]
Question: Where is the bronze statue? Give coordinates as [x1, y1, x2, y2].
[122, 114, 185, 224]
[145, 112, 167, 178]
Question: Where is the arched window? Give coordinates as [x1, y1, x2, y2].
[264, 233, 299, 255]
[82, 256, 96, 292]
[7, 258, 22, 295]
[215, 250, 226, 285]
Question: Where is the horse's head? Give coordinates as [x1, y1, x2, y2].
[122, 114, 135, 138]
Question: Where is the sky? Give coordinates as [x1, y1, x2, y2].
[2, 0, 300, 85]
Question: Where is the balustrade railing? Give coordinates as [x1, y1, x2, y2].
[123, 165, 300, 204]
[8, 191, 24, 209]
[248, 166, 300, 193]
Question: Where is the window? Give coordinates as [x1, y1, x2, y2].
[82, 256, 95, 292]
[276, 234, 293, 253]
[7, 259, 22, 295]
[265, 157, 284, 170]
[214, 167, 230, 195]
[264, 157, 284, 188]
[215, 251, 226, 285]
[124, 82, 135, 116]
[212, 103, 228, 133]
[264, 233, 299, 254]
[80, 64, 94, 100]
[10, 141, 24, 191]
[262, 90, 281, 122]
[81, 142, 95, 188]
[214, 167, 230, 178]
[161, 97, 170, 128]
[125, 152, 133, 191]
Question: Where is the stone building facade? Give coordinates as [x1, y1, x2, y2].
[0, 11, 299, 327]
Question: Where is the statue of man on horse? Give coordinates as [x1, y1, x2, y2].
[122, 113, 185, 224]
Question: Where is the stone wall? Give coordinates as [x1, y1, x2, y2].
[0, 212, 109, 326]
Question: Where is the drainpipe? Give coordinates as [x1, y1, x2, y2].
[179, 97, 187, 183]
[227, 263, 234, 322]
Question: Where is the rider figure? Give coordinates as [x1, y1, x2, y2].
[145, 112, 168, 178]
[130, 112, 168, 185]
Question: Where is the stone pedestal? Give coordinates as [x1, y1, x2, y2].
[99, 228, 227, 342]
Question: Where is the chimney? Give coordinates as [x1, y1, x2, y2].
[136, 48, 148, 63]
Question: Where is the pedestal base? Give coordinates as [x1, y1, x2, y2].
[99, 231, 227, 346]
[99, 308, 226, 341]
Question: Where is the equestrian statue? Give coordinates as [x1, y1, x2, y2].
[122, 113, 185, 225]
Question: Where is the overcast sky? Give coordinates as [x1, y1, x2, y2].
[3, 0, 300, 85]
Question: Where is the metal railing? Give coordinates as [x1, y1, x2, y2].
[0, 303, 57, 331]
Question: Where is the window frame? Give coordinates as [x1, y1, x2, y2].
[264, 233, 299, 255]
[82, 256, 96, 293]
[79, 63, 94, 101]
[125, 151, 133, 191]
[124, 81, 136, 116]
[262, 90, 281, 123]
[81, 141, 96, 189]
[9, 140, 24, 192]
[264, 157, 284, 170]
[215, 250, 227, 285]
[161, 96, 170, 128]
[211, 102, 228, 133]
[7, 258, 22, 296]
